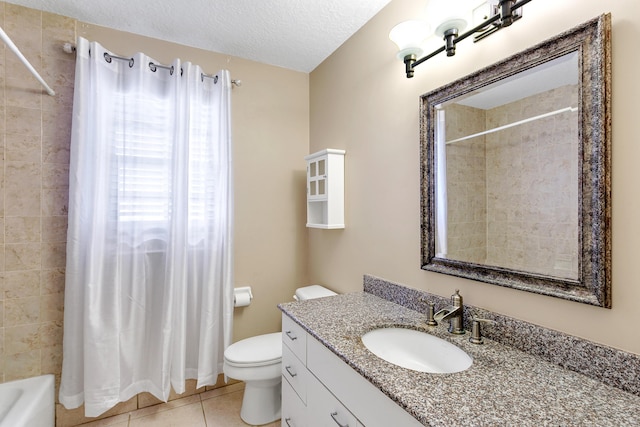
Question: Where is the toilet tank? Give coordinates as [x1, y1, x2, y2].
[294, 285, 337, 301]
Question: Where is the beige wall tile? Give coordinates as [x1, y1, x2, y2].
[42, 162, 69, 189]
[5, 296, 40, 326]
[41, 241, 66, 268]
[4, 50, 41, 81]
[4, 4, 41, 54]
[5, 77, 42, 109]
[39, 320, 63, 348]
[5, 161, 41, 189]
[42, 188, 69, 216]
[40, 268, 65, 295]
[40, 292, 63, 322]
[4, 349, 40, 381]
[42, 11, 76, 61]
[42, 133, 70, 164]
[42, 107, 71, 143]
[4, 270, 40, 298]
[5, 323, 40, 354]
[5, 187, 41, 216]
[42, 83, 74, 111]
[40, 344, 62, 375]
[5, 216, 41, 243]
[5, 107, 41, 136]
[0, 190, 6, 218]
[42, 56, 75, 88]
[5, 133, 41, 162]
[41, 216, 68, 243]
[5, 243, 41, 271]
[5, 161, 42, 216]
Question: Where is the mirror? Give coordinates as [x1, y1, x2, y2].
[420, 14, 611, 307]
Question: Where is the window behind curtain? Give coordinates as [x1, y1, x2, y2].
[110, 89, 216, 236]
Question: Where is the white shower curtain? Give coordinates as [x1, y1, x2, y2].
[59, 37, 234, 417]
[435, 109, 448, 257]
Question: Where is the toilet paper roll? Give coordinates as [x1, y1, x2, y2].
[234, 292, 251, 307]
[234, 287, 253, 307]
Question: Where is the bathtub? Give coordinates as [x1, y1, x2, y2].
[0, 375, 55, 427]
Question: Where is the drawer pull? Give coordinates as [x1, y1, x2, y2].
[285, 417, 295, 427]
[330, 411, 349, 427]
[285, 365, 297, 377]
[285, 330, 298, 341]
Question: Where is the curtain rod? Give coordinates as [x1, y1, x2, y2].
[0, 26, 55, 96]
[63, 42, 242, 87]
[445, 106, 577, 145]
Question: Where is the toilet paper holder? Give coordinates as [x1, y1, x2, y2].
[234, 286, 253, 307]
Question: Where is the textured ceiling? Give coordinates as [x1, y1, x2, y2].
[5, 0, 393, 72]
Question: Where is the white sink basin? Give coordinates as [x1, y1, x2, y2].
[361, 328, 473, 373]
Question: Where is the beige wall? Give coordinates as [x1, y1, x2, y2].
[0, 0, 308, 406]
[309, 0, 640, 355]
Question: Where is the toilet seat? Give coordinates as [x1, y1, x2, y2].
[224, 332, 282, 367]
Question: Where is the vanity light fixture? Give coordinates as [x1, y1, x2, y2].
[390, 0, 532, 78]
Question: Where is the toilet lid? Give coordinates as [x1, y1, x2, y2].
[224, 332, 282, 366]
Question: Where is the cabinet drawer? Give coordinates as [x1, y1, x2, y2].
[282, 378, 307, 427]
[307, 337, 423, 427]
[282, 344, 308, 403]
[307, 376, 358, 427]
[282, 314, 307, 361]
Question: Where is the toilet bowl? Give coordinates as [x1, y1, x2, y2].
[223, 285, 337, 425]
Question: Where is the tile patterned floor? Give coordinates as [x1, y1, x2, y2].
[72, 383, 279, 427]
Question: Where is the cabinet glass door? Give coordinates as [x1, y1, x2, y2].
[308, 158, 327, 199]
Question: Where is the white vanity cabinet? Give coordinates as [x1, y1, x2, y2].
[281, 314, 423, 427]
[305, 149, 345, 229]
[282, 315, 309, 427]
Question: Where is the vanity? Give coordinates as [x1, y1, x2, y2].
[279, 286, 640, 426]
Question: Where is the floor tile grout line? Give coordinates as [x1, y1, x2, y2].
[200, 399, 208, 427]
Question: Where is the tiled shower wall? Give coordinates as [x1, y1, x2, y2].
[484, 84, 579, 278]
[0, 1, 74, 388]
[443, 84, 579, 278]
[444, 103, 487, 264]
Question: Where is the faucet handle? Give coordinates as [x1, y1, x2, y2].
[469, 318, 495, 345]
[451, 289, 463, 307]
[426, 302, 438, 326]
[420, 298, 438, 326]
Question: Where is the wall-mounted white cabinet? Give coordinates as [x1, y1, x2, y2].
[305, 149, 345, 229]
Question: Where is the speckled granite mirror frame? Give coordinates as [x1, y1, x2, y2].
[420, 14, 611, 307]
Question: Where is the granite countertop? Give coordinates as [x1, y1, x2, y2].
[279, 292, 640, 427]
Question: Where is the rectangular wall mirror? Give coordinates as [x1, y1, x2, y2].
[420, 14, 611, 307]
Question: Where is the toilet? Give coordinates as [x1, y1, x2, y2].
[223, 285, 337, 425]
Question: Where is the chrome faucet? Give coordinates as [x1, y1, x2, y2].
[434, 290, 465, 335]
